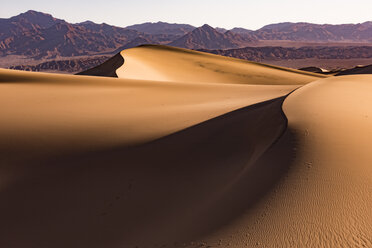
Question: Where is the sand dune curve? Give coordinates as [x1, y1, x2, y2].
[0, 68, 297, 166]
[0, 45, 371, 248]
[78, 45, 326, 85]
[115, 45, 326, 85]
[190, 75, 372, 247]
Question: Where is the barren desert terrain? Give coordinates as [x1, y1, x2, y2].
[0, 45, 371, 247]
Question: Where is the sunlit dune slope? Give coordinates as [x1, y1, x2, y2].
[195, 75, 372, 247]
[77, 45, 326, 85]
[116, 45, 326, 85]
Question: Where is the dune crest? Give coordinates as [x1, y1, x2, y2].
[115, 45, 326, 85]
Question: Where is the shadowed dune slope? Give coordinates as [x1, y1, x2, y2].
[336, 64, 372, 76]
[76, 53, 124, 77]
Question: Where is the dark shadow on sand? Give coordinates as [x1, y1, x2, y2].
[76, 52, 124, 77]
[0, 96, 296, 248]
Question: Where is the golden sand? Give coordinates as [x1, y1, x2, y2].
[0, 46, 370, 247]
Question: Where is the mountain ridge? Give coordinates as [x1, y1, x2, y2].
[126, 21, 195, 36]
[169, 24, 257, 49]
[1, 10, 372, 59]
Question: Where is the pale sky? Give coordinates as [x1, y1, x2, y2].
[1, 0, 372, 30]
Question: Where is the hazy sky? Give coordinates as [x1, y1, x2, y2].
[1, 0, 372, 30]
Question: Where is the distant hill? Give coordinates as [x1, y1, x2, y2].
[126, 22, 195, 36]
[253, 22, 372, 42]
[230, 27, 254, 34]
[169, 24, 257, 49]
[0, 11, 149, 58]
[199, 46, 372, 61]
[0, 10, 64, 40]
[215, 27, 228, 33]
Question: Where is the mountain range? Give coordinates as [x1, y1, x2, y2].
[200, 46, 372, 61]
[1, 10, 372, 59]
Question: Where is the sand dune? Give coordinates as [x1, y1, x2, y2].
[0, 68, 297, 164]
[0, 46, 371, 248]
[116, 45, 326, 85]
[78, 45, 326, 84]
[194, 75, 372, 247]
